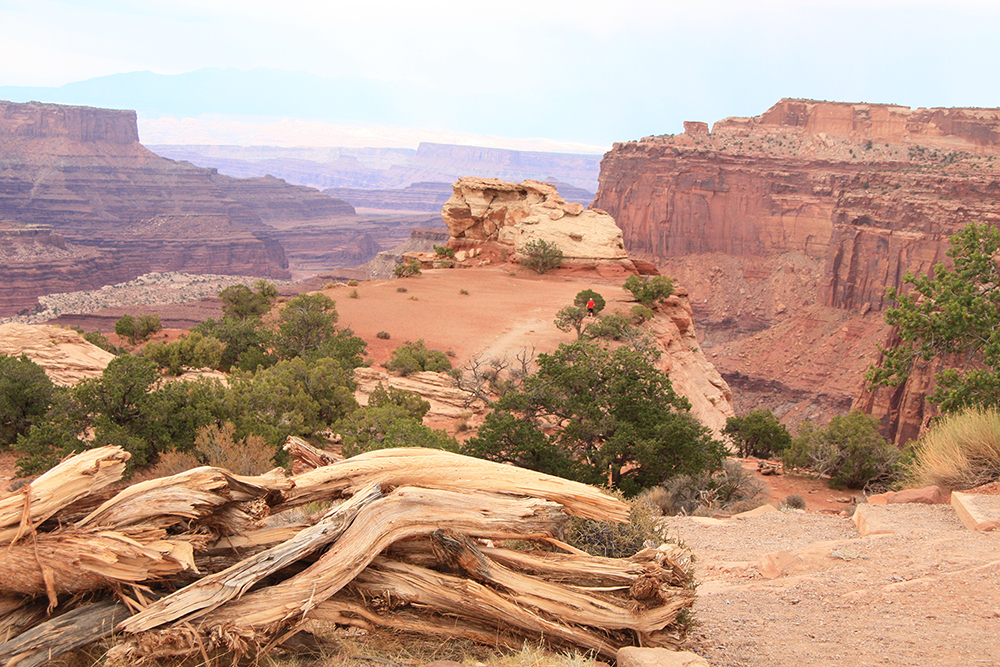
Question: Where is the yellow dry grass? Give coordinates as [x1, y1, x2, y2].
[908, 407, 1000, 489]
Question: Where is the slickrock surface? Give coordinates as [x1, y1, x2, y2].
[594, 99, 1000, 440]
[0, 323, 113, 384]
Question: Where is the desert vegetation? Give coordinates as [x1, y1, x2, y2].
[462, 339, 726, 496]
[868, 222, 1000, 412]
[906, 407, 1000, 489]
[519, 238, 564, 274]
[782, 411, 899, 490]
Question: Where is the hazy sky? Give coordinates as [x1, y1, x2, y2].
[2, 0, 999, 152]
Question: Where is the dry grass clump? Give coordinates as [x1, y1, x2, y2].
[565, 496, 671, 558]
[317, 630, 601, 667]
[908, 407, 1000, 489]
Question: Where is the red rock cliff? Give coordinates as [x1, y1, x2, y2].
[0, 101, 361, 316]
[593, 99, 1000, 442]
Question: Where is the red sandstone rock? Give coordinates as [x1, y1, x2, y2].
[0, 101, 359, 317]
[882, 486, 950, 505]
[593, 98, 1000, 441]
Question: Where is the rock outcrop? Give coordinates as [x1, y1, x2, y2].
[593, 99, 1000, 441]
[0, 323, 114, 385]
[0, 100, 353, 317]
[441, 177, 633, 270]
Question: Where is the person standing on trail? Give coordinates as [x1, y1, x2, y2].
[586, 298, 596, 316]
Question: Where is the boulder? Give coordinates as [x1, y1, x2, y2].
[617, 647, 710, 667]
[868, 486, 949, 505]
[950, 492, 1000, 532]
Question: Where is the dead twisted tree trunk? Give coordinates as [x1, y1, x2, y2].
[0, 446, 695, 664]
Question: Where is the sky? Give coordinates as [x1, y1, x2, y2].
[2, 0, 999, 153]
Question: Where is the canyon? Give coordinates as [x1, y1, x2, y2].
[594, 99, 1000, 443]
[0, 100, 366, 316]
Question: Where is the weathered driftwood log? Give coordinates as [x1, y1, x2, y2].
[0, 600, 131, 667]
[282, 436, 341, 469]
[279, 448, 630, 522]
[0, 528, 197, 602]
[0, 597, 47, 645]
[120, 487, 569, 653]
[0, 447, 692, 663]
[0, 447, 130, 545]
[121, 484, 383, 632]
[77, 466, 290, 530]
[346, 558, 624, 659]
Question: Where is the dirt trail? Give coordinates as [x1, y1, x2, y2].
[668, 503, 1000, 666]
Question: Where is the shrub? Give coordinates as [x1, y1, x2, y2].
[586, 312, 635, 341]
[656, 460, 768, 515]
[219, 281, 276, 320]
[194, 421, 276, 475]
[394, 259, 422, 278]
[276, 292, 339, 358]
[433, 245, 456, 259]
[348, 290, 359, 299]
[783, 411, 900, 490]
[0, 354, 56, 447]
[396, 286, 408, 293]
[519, 238, 563, 274]
[385, 340, 453, 376]
[565, 496, 675, 559]
[324, 282, 334, 289]
[623, 275, 674, 306]
[723, 409, 792, 458]
[149, 449, 201, 477]
[114, 313, 162, 346]
[907, 407, 1000, 489]
[631, 305, 655, 324]
[784, 494, 807, 510]
[347, 280, 359, 287]
[459, 289, 470, 295]
[376, 331, 391, 340]
[144, 331, 224, 375]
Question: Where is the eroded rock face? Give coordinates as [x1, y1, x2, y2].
[0, 101, 358, 317]
[593, 99, 1000, 441]
[441, 177, 632, 267]
[0, 323, 114, 385]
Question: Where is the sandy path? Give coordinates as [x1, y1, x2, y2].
[668, 504, 1000, 666]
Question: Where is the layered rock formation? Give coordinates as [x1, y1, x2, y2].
[594, 99, 1000, 442]
[441, 177, 633, 271]
[0, 100, 352, 317]
[0, 323, 113, 385]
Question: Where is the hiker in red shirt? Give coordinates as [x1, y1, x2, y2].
[586, 298, 596, 316]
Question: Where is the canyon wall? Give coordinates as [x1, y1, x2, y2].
[0, 101, 355, 317]
[593, 99, 1000, 442]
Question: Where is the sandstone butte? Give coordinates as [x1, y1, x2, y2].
[438, 177, 637, 273]
[593, 98, 1000, 444]
[0, 100, 355, 319]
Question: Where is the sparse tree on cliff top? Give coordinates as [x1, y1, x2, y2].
[623, 275, 674, 306]
[866, 222, 1000, 413]
[462, 339, 725, 496]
